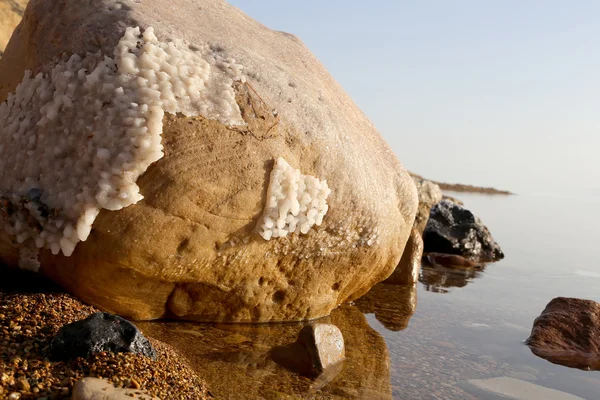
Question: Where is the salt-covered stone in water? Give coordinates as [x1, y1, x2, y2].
[0, 26, 244, 257]
[258, 157, 331, 240]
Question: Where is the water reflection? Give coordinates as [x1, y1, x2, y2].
[137, 305, 392, 399]
[353, 283, 417, 331]
[419, 262, 485, 293]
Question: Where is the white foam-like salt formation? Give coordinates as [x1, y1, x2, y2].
[0, 26, 245, 257]
[258, 157, 331, 240]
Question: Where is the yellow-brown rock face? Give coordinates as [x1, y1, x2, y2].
[0, 0, 417, 322]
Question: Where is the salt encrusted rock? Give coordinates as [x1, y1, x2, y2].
[423, 200, 503, 262]
[49, 312, 157, 361]
[0, 0, 417, 322]
[258, 157, 331, 240]
[72, 378, 157, 400]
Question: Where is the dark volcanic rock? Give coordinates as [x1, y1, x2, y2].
[49, 312, 157, 361]
[526, 297, 600, 370]
[423, 200, 503, 262]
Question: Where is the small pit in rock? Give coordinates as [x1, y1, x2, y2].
[272, 290, 286, 304]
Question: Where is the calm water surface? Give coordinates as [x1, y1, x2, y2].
[140, 193, 600, 399]
[372, 192, 600, 399]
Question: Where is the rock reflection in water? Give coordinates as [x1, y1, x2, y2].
[353, 283, 417, 331]
[137, 305, 392, 399]
[419, 263, 485, 293]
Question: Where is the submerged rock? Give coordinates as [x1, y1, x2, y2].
[423, 200, 503, 262]
[0, 0, 417, 322]
[72, 378, 157, 400]
[426, 252, 480, 269]
[412, 178, 443, 235]
[526, 297, 600, 371]
[385, 227, 423, 284]
[271, 323, 345, 378]
[49, 312, 156, 361]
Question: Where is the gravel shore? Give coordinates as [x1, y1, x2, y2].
[0, 270, 211, 399]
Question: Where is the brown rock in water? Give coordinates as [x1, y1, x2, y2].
[0, 0, 417, 322]
[271, 323, 345, 378]
[385, 227, 423, 284]
[426, 252, 480, 269]
[526, 297, 600, 371]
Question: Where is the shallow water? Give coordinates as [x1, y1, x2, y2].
[139, 193, 600, 399]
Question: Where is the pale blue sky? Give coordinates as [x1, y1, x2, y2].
[229, 1, 599, 195]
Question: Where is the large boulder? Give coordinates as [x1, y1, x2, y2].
[0, 0, 417, 321]
[423, 200, 503, 262]
[526, 297, 600, 370]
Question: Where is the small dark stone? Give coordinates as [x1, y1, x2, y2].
[423, 200, 504, 262]
[48, 312, 156, 361]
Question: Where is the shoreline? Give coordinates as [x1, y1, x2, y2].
[410, 172, 513, 195]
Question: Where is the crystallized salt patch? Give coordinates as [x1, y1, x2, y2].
[258, 157, 331, 240]
[0, 26, 245, 258]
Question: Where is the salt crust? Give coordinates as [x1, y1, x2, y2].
[0, 26, 245, 257]
[258, 157, 331, 240]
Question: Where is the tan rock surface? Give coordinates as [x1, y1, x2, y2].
[0, 0, 27, 56]
[412, 177, 443, 235]
[0, 0, 417, 321]
[72, 378, 157, 400]
[385, 227, 423, 284]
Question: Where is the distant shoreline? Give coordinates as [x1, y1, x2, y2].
[410, 172, 513, 195]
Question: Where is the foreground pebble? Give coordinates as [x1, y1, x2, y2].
[49, 312, 156, 362]
[72, 377, 156, 400]
[0, 290, 211, 399]
[271, 323, 345, 378]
